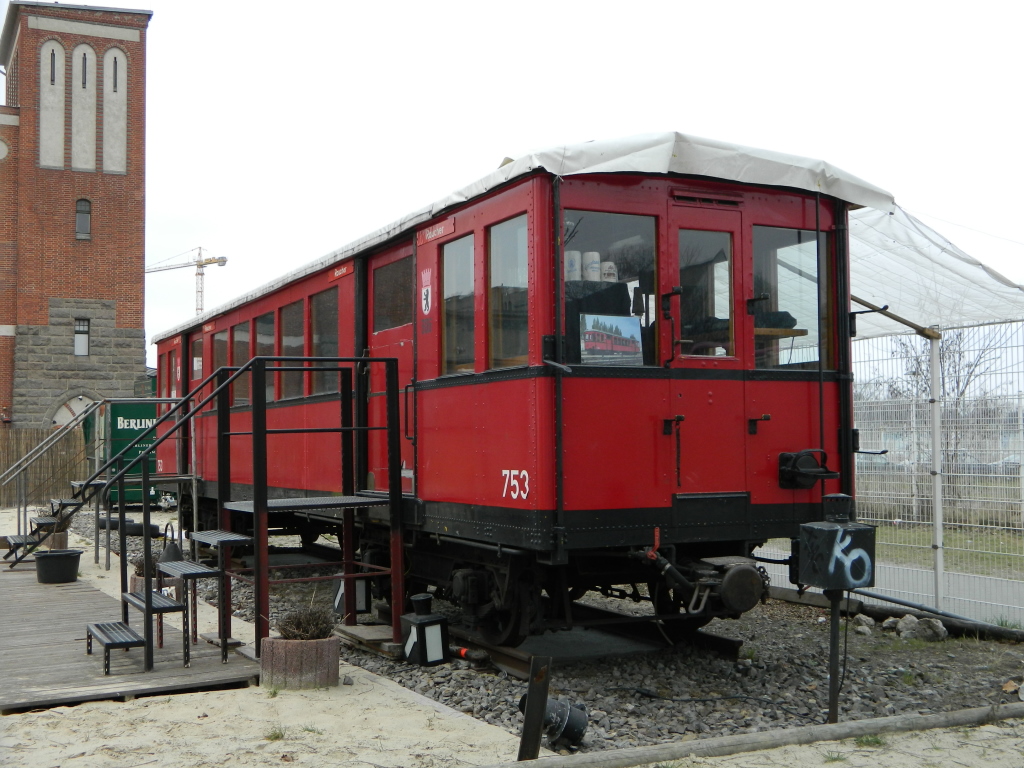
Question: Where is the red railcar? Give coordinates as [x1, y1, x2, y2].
[582, 330, 641, 355]
[154, 133, 892, 644]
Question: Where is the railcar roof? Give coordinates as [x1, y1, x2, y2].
[153, 131, 894, 343]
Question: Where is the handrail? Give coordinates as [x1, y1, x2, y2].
[0, 399, 104, 485]
[75, 356, 400, 508]
[74, 366, 228, 502]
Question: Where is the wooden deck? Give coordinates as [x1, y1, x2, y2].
[0, 564, 260, 713]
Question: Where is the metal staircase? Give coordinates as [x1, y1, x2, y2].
[61, 354, 402, 673]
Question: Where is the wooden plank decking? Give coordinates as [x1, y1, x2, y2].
[0, 564, 260, 713]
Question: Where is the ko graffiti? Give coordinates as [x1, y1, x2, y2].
[828, 529, 873, 588]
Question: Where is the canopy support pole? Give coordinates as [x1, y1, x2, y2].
[929, 334, 944, 610]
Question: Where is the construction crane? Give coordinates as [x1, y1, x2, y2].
[145, 247, 228, 315]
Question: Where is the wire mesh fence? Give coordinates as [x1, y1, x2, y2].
[759, 322, 1024, 626]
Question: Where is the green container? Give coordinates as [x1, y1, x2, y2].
[107, 402, 159, 503]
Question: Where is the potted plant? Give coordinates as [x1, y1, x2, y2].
[260, 604, 340, 689]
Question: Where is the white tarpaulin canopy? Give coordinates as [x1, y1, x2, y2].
[154, 132, 1024, 343]
[849, 206, 1024, 339]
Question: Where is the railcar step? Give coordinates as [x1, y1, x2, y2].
[2, 534, 36, 559]
[70, 480, 107, 489]
[156, 560, 219, 579]
[221, 495, 389, 514]
[86, 621, 146, 650]
[122, 591, 186, 614]
[188, 530, 253, 548]
[50, 498, 84, 511]
[30, 516, 59, 528]
[86, 622, 146, 675]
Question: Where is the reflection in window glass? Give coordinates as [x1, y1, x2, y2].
[678, 230, 732, 357]
[443, 234, 474, 374]
[489, 215, 528, 368]
[280, 300, 305, 398]
[168, 349, 177, 399]
[232, 322, 250, 405]
[373, 257, 413, 331]
[311, 287, 339, 394]
[255, 312, 275, 402]
[563, 210, 655, 366]
[191, 337, 203, 381]
[752, 227, 830, 370]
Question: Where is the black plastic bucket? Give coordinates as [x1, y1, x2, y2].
[35, 549, 83, 584]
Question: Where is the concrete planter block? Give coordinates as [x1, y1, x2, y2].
[260, 636, 340, 689]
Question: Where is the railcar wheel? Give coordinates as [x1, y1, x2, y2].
[479, 603, 527, 647]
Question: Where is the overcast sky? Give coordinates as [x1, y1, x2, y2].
[9, 1, 1024, 365]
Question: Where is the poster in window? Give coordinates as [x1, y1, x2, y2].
[580, 314, 643, 367]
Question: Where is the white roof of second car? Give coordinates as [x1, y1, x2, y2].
[153, 131, 895, 343]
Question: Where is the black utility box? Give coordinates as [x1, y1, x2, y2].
[799, 520, 876, 590]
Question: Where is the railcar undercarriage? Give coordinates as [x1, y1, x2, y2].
[361, 527, 771, 647]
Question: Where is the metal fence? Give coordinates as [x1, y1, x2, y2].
[761, 321, 1024, 626]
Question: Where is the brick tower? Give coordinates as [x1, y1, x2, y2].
[0, 1, 151, 428]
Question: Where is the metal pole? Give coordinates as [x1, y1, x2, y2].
[824, 589, 842, 724]
[386, 360, 405, 644]
[251, 360, 270, 656]
[142, 458, 154, 671]
[518, 656, 553, 761]
[216, 368, 233, 650]
[118, 458, 128, 624]
[190, 396, 199, 562]
[929, 335, 944, 610]
[1018, 392, 1023, 533]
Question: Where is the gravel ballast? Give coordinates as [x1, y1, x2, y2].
[69, 508, 1024, 753]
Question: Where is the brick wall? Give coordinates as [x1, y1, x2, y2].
[1, 3, 151, 427]
[13, 298, 144, 425]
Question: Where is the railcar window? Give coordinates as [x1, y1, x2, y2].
[442, 234, 475, 374]
[752, 227, 831, 370]
[373, 257, 413, 332]
[678, 230, 733, 357]
[489, 215, 529, 369]
[168, 349, 178, 399]
[563, 211, 655, 366]
[212, 330, 228, 409]
[255, 312, 275, 402]
[310, 287, 339, 394]
[280, 300, 305, 399]
[190, 337, 203, 382]
[232, 322, 250, 406]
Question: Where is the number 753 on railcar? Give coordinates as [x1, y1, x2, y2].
[153, 133, 893, 645]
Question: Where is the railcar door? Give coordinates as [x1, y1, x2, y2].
[662, 202, 748, 498]
[743, 221, 838, 505]
[366, 249, 415, 493]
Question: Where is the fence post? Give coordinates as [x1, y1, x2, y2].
[930, 335, 944, 610]
[1018, 392, 1024, 533]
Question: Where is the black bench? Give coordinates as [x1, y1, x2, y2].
[85, 622, 146, 675]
